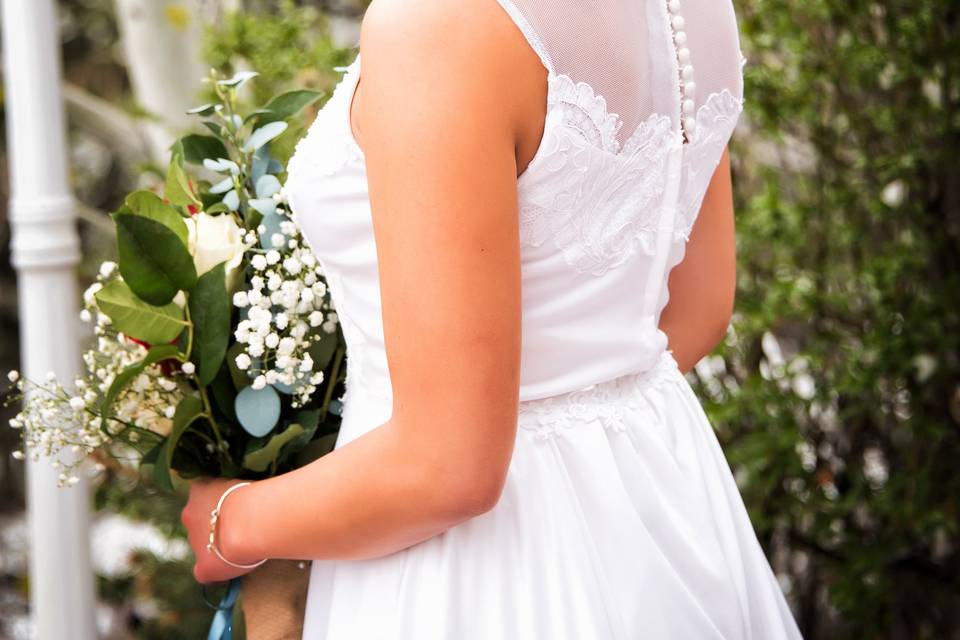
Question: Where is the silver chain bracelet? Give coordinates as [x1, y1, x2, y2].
[207, 481, 268, 570]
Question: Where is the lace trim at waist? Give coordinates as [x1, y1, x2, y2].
[516, 350, 685, 439]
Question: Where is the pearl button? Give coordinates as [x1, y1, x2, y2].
[667, 0, 696, 142]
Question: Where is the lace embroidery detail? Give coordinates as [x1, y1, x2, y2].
[517, 351, 683, 441]
[518, 74, 742, 275]
[286, 55, 743, 278]
[675, 88, 744, 241]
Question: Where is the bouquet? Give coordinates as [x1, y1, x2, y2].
[3, 70, 346, 638]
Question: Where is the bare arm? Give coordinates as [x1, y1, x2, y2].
[181, 0, 536, 582]
[658, 147, 737, 373]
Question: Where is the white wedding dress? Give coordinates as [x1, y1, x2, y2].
[284, 0, 804, 638]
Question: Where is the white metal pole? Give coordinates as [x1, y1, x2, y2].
[2, 0, 97, 637]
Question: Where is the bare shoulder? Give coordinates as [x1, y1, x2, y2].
[361, 0, 520, 61]
[357, 0, 549, 170]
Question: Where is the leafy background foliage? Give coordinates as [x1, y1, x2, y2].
[695, 1, 960, 637]
[0, 0, 957, 638]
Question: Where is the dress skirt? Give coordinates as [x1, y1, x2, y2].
[300, 351, 804, 639]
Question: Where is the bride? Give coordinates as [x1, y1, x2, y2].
[181, 0, 805, 637]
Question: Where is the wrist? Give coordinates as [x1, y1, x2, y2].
[217, 480, 267, 567]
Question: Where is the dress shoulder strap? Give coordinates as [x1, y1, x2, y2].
[492, 0, 555, 75]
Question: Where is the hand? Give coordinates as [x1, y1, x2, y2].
[180, 476, 263, 584]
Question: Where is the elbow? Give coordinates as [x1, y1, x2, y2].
[427, 465, 507, 521]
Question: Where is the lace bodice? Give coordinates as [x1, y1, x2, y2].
[285, 0, 745, 421]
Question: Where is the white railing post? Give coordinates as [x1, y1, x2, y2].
[2, 0, 97, 637]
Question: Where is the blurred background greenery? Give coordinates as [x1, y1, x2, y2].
[0, 0, 957, 638]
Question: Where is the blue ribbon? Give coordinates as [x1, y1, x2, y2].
[205, 577, 242, 640]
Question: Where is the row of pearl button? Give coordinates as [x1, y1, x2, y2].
[667, 0, 697, 139]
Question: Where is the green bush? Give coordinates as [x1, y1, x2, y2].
[694, 1, 960, 637]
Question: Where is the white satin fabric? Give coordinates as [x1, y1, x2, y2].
[284, 0, 804, 637]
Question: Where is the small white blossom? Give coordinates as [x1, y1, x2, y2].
[7, 370, 19, 383]
[251, 254, 268, 271]
[79, 309, 93, 323]
[181, 362, 196, 375]
[251, 375, 267, 390]
[233, 291, 249, 307]
[235, 353, 252, 370]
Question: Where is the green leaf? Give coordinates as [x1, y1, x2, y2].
[187, 103, 216, 116]
[153, 395, 205, 492]
[178, 134, 230, 165]
[308, 334, 338, 370]
[188, 262, 231, 386]
[124, 190, 189, 245]
[242, 423, 305, 473]
[218, 70, 258, 88]
[100, 344, 182, 424]
[202, 121, 226, 137]
[115, 213, 198, 305]
[292, 433, 339, 467]
[275, 409, 320, 468]
[253, 90, 322, 125]
[165, 153, 201, 207]
[94, 280, 187, 344]
[226, 341, 253, 390]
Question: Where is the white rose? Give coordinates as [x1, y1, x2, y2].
[183, 212, 250, 278]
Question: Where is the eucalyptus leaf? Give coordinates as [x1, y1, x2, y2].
[223, 189, 240, 212]
[205, 157, 240, 175]
[115, 213, 198, 305]
[255, 174, 282, 198]
[187, 103, 216, 116]
[251, 147, 271, 185]
[210, 177, 235, 194]
[244, 121, 288, 153]
[249, 198, 277, 218]
[218, 70, 259, 89]
[94, 280, 187, 345]
[188, 262, 231, 386]
[256, 209, 284, 248]
[235, 384, 281, 437]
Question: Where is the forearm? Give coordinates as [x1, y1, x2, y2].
[218, 420, 481, 564]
